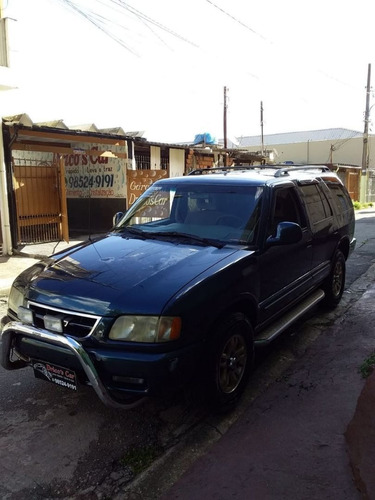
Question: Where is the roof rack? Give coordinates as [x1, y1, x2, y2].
[274, 165, 331, 177]
[188, 165, 276, 176]
[188, 164, 332, 177]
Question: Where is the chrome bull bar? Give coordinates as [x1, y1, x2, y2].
[1, 321, 145, 409]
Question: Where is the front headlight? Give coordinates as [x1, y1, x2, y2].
[8, 286, 25, 316]
[109, 315, 181, 343]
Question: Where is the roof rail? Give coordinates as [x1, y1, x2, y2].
[187, 164, 332, 177]
[188, 165, 275, 175]
[274, 165, 331, 178]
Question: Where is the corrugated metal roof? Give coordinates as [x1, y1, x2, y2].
[3, 113, 33, 127]
[235, 128, 365, 147]
[35, 120, 69, 130]
[2, 114, 189, 150]
[2, 115, 160, 144]
[69, 123, 100, 133]
[100, 126, 127, 135]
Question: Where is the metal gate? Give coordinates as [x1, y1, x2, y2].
[12, 158, 69, 244]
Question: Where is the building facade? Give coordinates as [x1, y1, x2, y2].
[0, 115, 188, 253]
[232, 128, 375, 202]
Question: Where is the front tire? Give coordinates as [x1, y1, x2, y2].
[323, 250, 346, 307]
[208, 312, 254, 411]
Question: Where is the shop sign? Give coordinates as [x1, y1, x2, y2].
[127, 169, 168, 207]
[64, 143, 128, 199]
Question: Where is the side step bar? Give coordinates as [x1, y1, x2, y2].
[254, 289, 325, 346]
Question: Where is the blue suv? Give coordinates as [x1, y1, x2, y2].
[1, 165, 356, 410]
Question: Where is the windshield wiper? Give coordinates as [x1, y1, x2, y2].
[146, 231, 225, 248]
[116, 227, 225, 248]
[116, 226, 147, 239]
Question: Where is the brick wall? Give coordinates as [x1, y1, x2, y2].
[185, 149, 215, 173]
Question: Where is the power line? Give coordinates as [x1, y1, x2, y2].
[109, 0, 198, 47]
[205, 0, 269, 42]
[55, 0, 139, 54]
[204, 0, 367, 99]
[55, 0, 198, 56]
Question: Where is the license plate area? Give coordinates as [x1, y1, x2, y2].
[32, 360, 77, 391]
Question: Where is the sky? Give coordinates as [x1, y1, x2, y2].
[1, 0, 375, 144]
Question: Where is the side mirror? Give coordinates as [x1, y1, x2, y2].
[113, 212, 124, 226]
[267, 222, 303, 246]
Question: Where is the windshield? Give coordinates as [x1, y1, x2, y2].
[114, 182, 263, 246]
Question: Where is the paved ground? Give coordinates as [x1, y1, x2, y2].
[158, 278, 375, 499]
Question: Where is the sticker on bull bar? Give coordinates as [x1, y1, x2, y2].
[32, 360, 77, 391]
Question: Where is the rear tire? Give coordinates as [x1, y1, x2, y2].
[322, 250, 346, 308]
[208, 312, 254, 411]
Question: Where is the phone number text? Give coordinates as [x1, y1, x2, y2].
[67, 174, 114, 189]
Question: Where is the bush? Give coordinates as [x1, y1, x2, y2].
[352, 201, 374, 210]
[359, 353, 375, 378]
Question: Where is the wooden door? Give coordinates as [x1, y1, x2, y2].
[347, 171, 359, 201]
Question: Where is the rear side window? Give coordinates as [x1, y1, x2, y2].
[327, 183, 352, 213]
[317, 185, 333, 217]
[299, 184, 332, 224]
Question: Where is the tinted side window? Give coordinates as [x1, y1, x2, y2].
[300, 184, 330, 224]
[317, 185, 333, 217]
[327, 183, 352, 212]
[269, 187, 307, 236]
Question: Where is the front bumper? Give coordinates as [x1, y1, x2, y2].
[1, 321, 199, 409]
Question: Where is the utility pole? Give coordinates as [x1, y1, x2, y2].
[260, 101, 264, 156]
[362, 63, 371, 176]
[223, 86, 228, 166]
[223, 86, 228, 149]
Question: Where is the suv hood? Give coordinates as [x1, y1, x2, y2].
[22, 234, 240, 316]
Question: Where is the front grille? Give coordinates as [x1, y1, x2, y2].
[27, 301, 101, 339]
